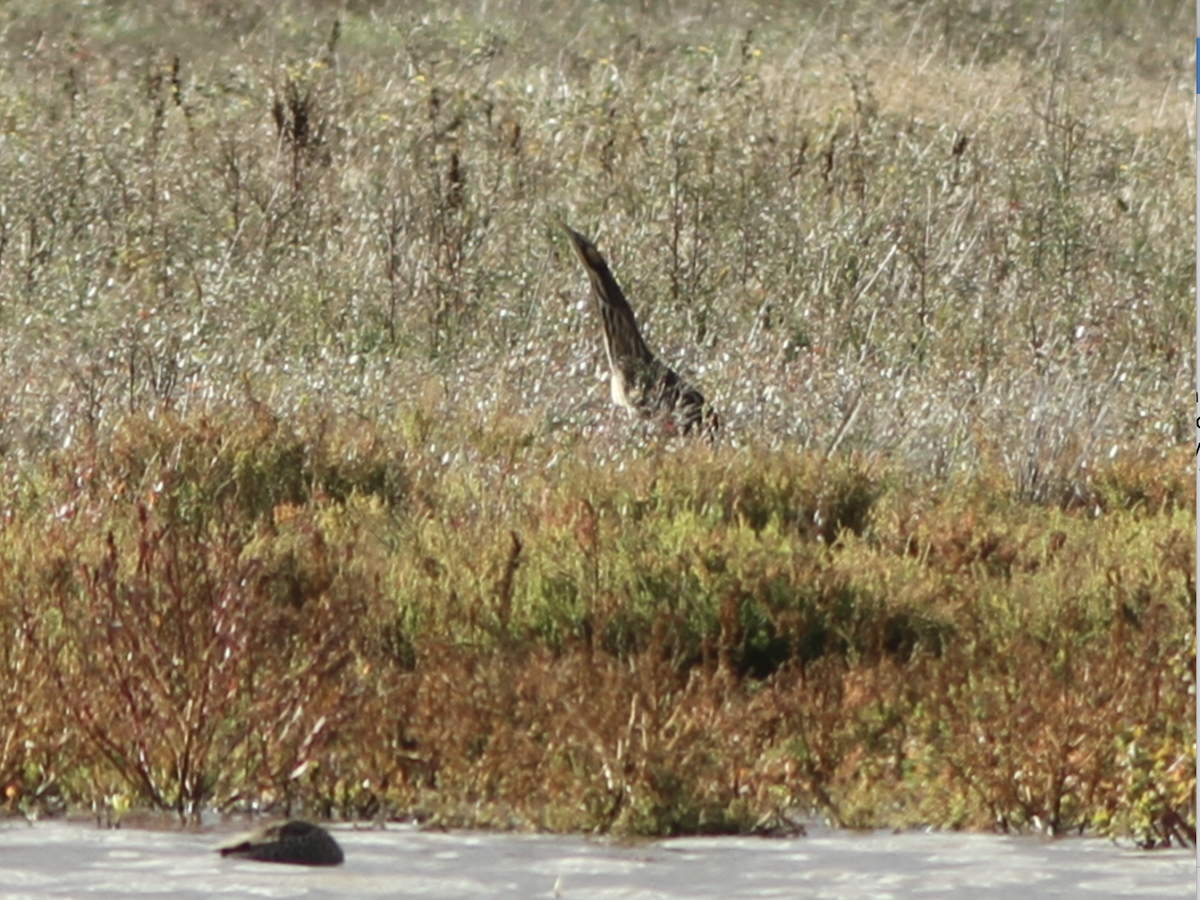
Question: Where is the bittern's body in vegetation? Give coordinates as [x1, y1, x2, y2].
[560, 224, 716, 436]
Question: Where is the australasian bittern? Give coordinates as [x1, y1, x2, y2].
[559, 223, 716, 437]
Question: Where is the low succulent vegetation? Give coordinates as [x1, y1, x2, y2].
[0, 0, 1192, 847]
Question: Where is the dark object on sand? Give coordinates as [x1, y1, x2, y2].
[218, 819, 344, 866]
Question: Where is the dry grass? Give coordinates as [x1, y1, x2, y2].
[0, 0, 1192, 846]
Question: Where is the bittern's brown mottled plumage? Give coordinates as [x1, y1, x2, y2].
[560, 223, 716, 436]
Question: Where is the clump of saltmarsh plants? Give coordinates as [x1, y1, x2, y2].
[0, 0, 1192, 848]
[0, 404, 1192, 845]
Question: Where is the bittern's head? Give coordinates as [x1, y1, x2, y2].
[555, 220, 609, 273]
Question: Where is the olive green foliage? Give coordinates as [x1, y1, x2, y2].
[0, 0, 1192, 846]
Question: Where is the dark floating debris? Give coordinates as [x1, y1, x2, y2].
[217, 819, 344, 867]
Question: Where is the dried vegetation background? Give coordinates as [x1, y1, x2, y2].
[0, 0, 1193, 845]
